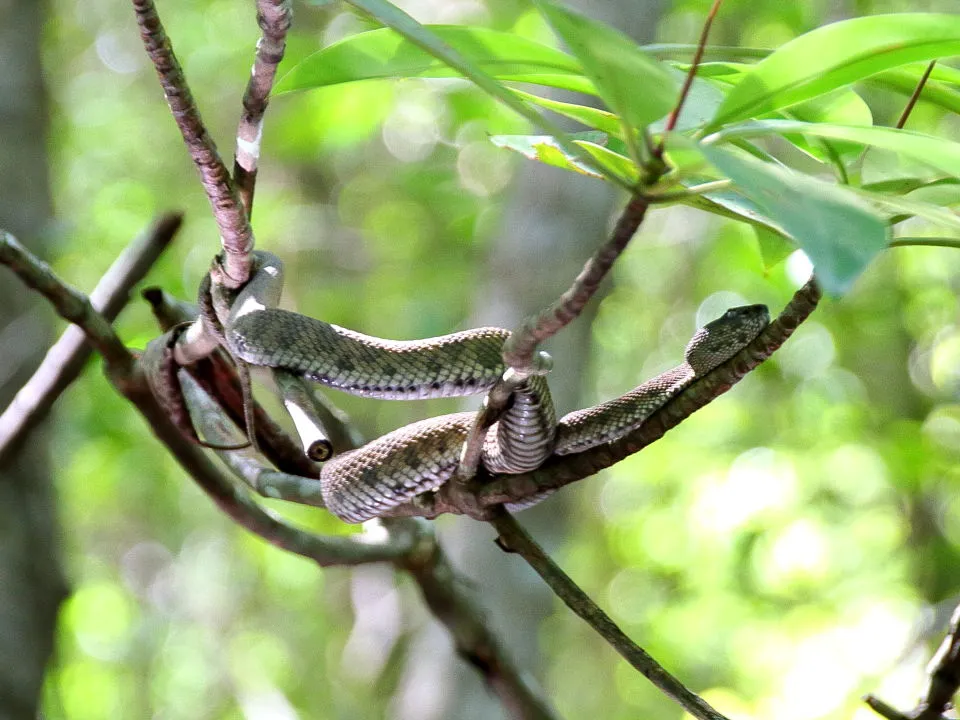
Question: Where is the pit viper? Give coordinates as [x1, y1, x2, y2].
[194, 251, 768, 523]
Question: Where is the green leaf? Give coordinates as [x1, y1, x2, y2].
[641, 44, 772, 61]
[706, 120, 960, 178]
[863, 177, 959, 195]
[680, 189, 788, 237]
[711, 14, 960, 128]
[490, 134, 601, 178]
[576, 142, 639, 183]
[850, 186, 960, 233]
[533, 0, 677, 129]
[701, 145, 889, 295]
[754, 226, 796, 270]
[496, 74, 597, 94]
[490, 133, 639, 183]
[275, 26, 584, 92]
[329, 0, 634, 188]
[512, 90, 623, 136]
[868, 68, 960, 117]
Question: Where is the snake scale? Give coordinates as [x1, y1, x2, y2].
[191, 251, 770, 523]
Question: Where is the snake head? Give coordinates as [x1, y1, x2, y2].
[685, 303, 770, 374]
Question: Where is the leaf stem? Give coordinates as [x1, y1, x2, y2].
[655, 0, 725, 159]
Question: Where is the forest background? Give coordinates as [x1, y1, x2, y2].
[3, 0, 960, 718]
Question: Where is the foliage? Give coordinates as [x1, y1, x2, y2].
[37, 0, 960, 718]
[280, 9, 960, 295]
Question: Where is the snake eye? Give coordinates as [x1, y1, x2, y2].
[308, 439, 334, 462]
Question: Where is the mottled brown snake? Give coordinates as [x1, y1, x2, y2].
[172, 251, 769, 523]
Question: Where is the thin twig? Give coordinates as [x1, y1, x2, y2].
[490, 509, 731, 720]
[854, 61, 936, 183]
[913, 600, 960, 720]
[455, 192, 655, 500]
[501, 194, 652, 372]
[131, 0, 253, 286]
[0, 213, 181, 462]
[868, 600, 960, 720]
[896, 61, 936, 130]
[655, 0, 724, 158]
[864, 695, 913, 720]
[0, 232, 133, 372]
[233, 0, 292, 215]
[398, 522, 559, 720]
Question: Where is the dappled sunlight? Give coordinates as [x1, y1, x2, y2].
[762, 601, 916, 720]
[691, 447, 797, 536]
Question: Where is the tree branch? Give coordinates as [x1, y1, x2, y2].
[866, 599, 960, 720]
[0, 232, 413, 566]
[0, 232, 134, 372]
[456, 192, 658, 499]
[233, 0, 292, 215]
[131, 0, 253, 285]
[490, 508, 730, 720]
[654, 0, 724, 157]
[0, 213, 181, 462]
[501, 193, 654, 372]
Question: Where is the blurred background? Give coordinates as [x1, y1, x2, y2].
[2, 0, 960, 717]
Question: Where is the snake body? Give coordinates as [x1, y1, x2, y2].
[198, 251, 769, 523]
[319, 304, 769, 522]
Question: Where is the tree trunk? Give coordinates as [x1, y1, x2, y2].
[0, 1, 68, 716]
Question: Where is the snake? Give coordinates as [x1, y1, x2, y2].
[194, 251, 769, 523]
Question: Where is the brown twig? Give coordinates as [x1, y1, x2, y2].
[866, 600, 960, 720]
[865, 695, 913, 720]
[490, 509, 730, 720]
[131, 0, 253, 286]
[0, 232, 133, 372]
[655, 0, 724, 158]
[233, 0, 292, 215]
[0, 213, 181, 462]
[455, 192, 658, 499]
[500, 194, 652, 372]
[854, 61, 936, 181]
[913, 600, 960, 719]
[896, 61, 936, 130]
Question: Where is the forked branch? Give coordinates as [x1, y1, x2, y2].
[131, 0, 253, 285]
[233, 0, 292, 214]
[0, 212, 181, 461]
